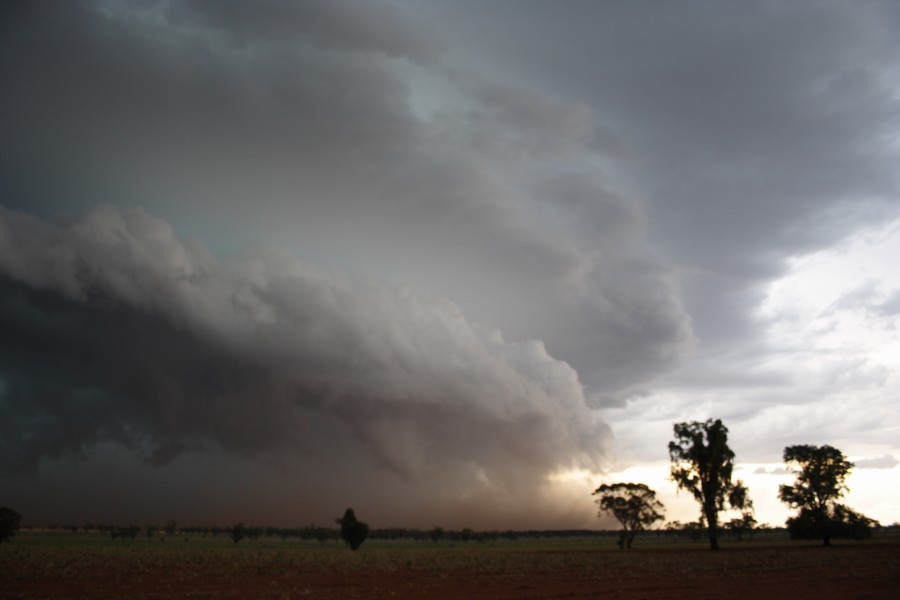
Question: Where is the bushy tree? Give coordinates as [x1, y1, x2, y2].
[725, 513, 757, 541]
[336, 508, 369, 551]
[0, 507, 21, 543]
[592, 482, 665, 549]
[778, 444, 877, 546]
[669, 419, 750, 550]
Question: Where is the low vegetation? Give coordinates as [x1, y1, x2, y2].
[1, 529, 897, 599]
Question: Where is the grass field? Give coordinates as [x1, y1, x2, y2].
[2, 531, 899, 598]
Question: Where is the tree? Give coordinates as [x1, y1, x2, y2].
[592, 483, 665, 549]
[0, 507, 21, 543]
[336, 508, 369, 551]
[164, 520, 178, 536]
[669, 419, 750, 550]
[230, 522, 246, 544]
[725, 512, 757, 541]
[428, 526, 444, 543]
[110, 524, 140, 541]
[778, 444, 877, 546]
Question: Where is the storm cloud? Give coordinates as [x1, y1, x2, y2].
[2, 0, 899, 527]
[0, 205, 609, 485]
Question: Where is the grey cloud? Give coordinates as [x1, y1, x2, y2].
[854, 455, 899, 470]
[407, 1, 900, 351]
[829, 280, 900, 321]
[0, 0, 694, 403]
[168, 0, 440, 61]
[0, 0, 424, 217]
[6, 0, 898, 527]
[753, 467, 792, 476]
[877, 290, 900, 317]
[0, 206, 610, 491]
[458, 77, 598, 159]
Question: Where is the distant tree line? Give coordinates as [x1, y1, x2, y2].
[5, 517, 660, 545]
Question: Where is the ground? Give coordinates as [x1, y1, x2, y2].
[1, 533, 898, 599]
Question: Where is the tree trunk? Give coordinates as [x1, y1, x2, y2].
[704, 504, 720, 551]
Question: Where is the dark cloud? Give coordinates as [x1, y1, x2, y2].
[3, 0, 899, 525]
[0, 0, 693, 405]
[168, 0, 440, 61]
[0, 206, 609, 504]
[407, 0, 900, 347]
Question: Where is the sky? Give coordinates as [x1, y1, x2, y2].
[1, 0, 899, 531]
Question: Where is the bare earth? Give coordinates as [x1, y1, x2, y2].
[2, 540, 898, 599]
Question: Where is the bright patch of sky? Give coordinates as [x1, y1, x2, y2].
[600, 219, 900, 528]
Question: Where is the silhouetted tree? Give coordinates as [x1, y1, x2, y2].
[778, 444, 877, 546]
[592, 482, 665, 549]
[0, 507, 21, 543]
[164, 520, 178, 536]
[230, 522, 246, 544]
[428, 526, 444, 543]
[725, 513, 757, 541]
[336, 508, 369, 550]
[669, 419, 750, 550]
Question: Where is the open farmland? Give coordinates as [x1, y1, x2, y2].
[2, 532, 898, 599]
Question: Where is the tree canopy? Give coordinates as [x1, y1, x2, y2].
[593, 482, 665, 549]
[669, 419, 750, 550]
[778, 444, 877, 545]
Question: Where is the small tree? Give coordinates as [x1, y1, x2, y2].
[0, 507, 22, 543]
[336, 508, 369, 551]
[592, 483, 665, 549]
[669, 419, 750, 550]
[164, 520, 178, 536]
[429, 526, 444, 543]
[230, 522, 246, 544]
[725, 512, 757, 541]
[778, 444, 877, 546]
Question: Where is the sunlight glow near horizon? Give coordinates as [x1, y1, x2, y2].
[600, 463, 900, 529]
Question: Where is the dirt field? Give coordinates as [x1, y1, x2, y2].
[2, 535, 898, 599]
